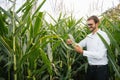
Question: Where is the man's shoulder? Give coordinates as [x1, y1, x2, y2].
[98, 29, 110, 44]
[98, 29, 107, 36]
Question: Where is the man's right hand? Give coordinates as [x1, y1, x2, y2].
[66, 39, 73, 45]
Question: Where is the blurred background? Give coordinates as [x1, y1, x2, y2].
[0, 0, 120, 20]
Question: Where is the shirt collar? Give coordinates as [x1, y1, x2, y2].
[87, 29, 101, 38]
[92, 29, 101, 35]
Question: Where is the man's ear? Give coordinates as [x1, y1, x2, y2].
[96, 22, 99, 27]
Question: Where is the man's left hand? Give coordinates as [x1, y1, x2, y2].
[74, 45, 83, 54]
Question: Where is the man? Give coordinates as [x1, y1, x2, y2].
[67, 15, 110, 80]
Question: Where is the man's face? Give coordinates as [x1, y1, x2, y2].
[87, 19, 98, 32]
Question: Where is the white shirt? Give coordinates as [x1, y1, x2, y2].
[78, 29, 110, 65]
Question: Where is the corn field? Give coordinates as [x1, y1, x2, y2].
[0, 0, 120, 80]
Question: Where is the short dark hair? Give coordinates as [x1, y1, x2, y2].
[87, 15, 99, 23]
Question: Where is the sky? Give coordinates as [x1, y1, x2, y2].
[0, 0, 120, 21]
[40, 0, 120, 20]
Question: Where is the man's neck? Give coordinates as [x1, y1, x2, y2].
[92, 28, 98, 34]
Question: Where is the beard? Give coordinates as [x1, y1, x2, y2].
[89, 26, 96, 32]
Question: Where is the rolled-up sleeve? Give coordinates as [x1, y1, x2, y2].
[83, 49, 107, 59]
